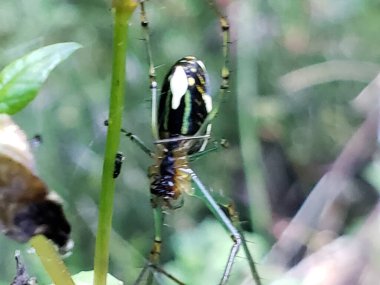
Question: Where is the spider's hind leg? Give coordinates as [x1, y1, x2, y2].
[134, 206, 185, 285]
[188, 169, 262, 285]
[133, 206, 163, 285]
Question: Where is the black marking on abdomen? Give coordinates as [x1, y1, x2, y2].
[150, 149, 176, 199]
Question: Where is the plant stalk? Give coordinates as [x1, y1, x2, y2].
[236, 0, 272, 236]
[30, 235, 75, 285]
[94, 1, 137, 285]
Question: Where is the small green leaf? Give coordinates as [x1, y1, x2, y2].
[0, 42, 81, 114]
[69, 271, 124, 285]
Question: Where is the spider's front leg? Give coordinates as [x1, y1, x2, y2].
[104, 120, 153, 157]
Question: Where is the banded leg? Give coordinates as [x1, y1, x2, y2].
[215, 194, 262, 285]
[146, 206, 163, 285]
[139, 0, 159, 140]
[120, 129, 153, 157]
[196, 4, 230, 136]
[134, 205, 185, 285]
[134, 206, 163, 285]
[188, 169, 262, 285]
[148, 264, 185, 285]
[189, 139, 229, 162]
[187, 169, 240, 285]
[105, 120, 153, 157]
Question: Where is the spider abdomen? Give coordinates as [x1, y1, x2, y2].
[158, 56, 212, 153]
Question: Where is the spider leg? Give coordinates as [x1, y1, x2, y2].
[105, 120, 153, 157]
[146, 205, 163, 285]
[139, 0, 159, 141]
[106, 0, 159, 156]
[188, 169, 262, 285]
[213, 193, 263, 285]
[121, 130, 153, 157]
[195, 4, 230, 136]
[134, 205, 184, 285]
[133, 206, 163, 285]
[187, 169, 240, 285]
[147, 263, 185, 285]
[189, 139, 228, 162]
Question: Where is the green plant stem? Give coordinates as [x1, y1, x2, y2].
[94, 2, 137, 285]
[236, 0, 272, 236]
[30, 235, 75, 285]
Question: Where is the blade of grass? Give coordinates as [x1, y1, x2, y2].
[236, 0, 272, 235]
[94, 1, 137, 285]
[30, 235, 74, 285]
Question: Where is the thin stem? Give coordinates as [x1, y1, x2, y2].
[236, 0, 272, 235]
[30, 235, 74, 285]
[94, 1, 137, 285]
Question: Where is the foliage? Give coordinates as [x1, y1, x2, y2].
[0, 42, 81, 114]
[0, 42, 80, 284]
[165, 219, 268, 285]
[69, 271, 123, 285]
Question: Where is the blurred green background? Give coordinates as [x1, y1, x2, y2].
[1, 0, 380, 284]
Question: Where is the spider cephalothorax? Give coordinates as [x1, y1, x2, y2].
[149, 143, 190, 209]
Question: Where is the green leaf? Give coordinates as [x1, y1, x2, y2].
[69, 271, 124, 285]
[0, 42, 81, 114]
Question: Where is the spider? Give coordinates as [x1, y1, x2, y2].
[113, 1, 262, 284]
